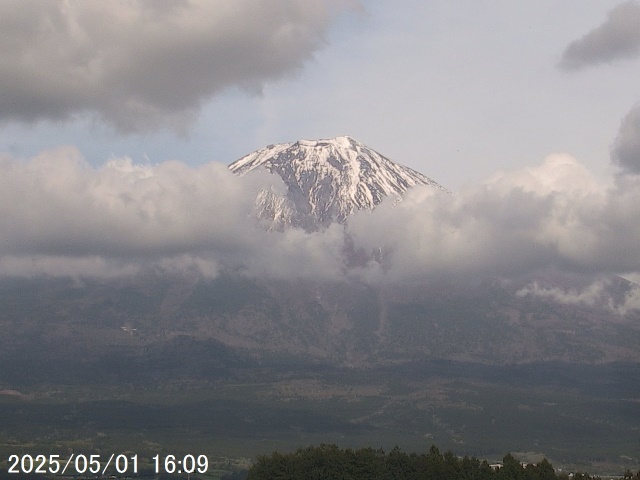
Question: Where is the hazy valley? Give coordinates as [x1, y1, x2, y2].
[1, 270, 639, 474]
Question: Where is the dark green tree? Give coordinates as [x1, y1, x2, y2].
[245, 443, 639, 480]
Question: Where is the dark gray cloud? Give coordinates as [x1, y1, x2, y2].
[0, 0, 351, 132]
[611, 104, 640, 173]
[559, 1, 640, 71]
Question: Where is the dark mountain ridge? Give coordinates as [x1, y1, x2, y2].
[1, 271, 638, 383]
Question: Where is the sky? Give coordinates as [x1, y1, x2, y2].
[2, 1, 640, 188]
[2, 0, 640, 308]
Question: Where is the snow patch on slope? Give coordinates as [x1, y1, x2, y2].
[230, 136, 448, 231]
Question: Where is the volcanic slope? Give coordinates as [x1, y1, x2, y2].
[229, 135, 447, 231]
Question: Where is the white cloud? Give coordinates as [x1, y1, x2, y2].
[0, 147, 255, 256]
[2, 148, 640, 285]
[516, 278, 640, 316]
[346, 153, 640, 281]
[0, 147, 346, 279]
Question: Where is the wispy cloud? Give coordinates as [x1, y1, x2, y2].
[516, 278, 640, 315]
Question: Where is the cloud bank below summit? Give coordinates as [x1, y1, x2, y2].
[348, 153, 640, 281]
[2, 148, 640, 292]
[0, 147, 345, 279]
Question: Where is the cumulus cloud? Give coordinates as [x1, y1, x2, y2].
[559, 1, 640, 71]
[0, 148, 345, 279]
[0, 0, 353, 132]
[611, 104, 640, 174]
[3, 148, 640, 285]
[516, 279, 611, 309]
[346, 153, 640, 281]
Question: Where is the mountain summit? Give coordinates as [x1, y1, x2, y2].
[229, 136, 447, 231]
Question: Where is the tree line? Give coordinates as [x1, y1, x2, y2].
[244, 444, 640, 480]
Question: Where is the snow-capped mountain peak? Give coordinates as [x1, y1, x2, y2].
[229, 136, 447, 231]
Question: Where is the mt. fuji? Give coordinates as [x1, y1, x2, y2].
[229, 136, 447, 231]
